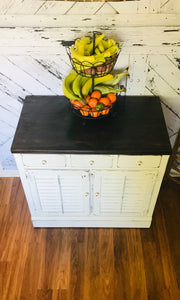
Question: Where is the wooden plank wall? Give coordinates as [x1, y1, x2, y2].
[0, 0, 180, 174]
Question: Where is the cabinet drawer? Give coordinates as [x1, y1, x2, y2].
[22, 154, 66, 168]
[70, 155, 113, 168]
[117, 155, 161, 169]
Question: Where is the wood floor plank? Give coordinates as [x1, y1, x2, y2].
[0, 178, 180, 300]
[69, 229, 81, 300]
[56, 230, 71, 291]
[140, 223, 168, 299]
[99, 228, 114, 300]
[156, 200, 179, 298]
[159, 181, 180, 288]
[140, 180, 180, 300]
[37, 289, 53, 300]
[113, 229, 133, 300]
[126, 229, 148, 300]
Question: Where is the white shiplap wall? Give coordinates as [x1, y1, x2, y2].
[0, 0, 180, 174]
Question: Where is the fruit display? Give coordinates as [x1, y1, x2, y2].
[62, 71, 128, 102]
[62, 71, 128, 118]
[63, 32, 129, 118]
[70, 90, 117, 118]
[67, 32, 121, 77]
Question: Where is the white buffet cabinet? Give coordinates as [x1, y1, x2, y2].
[11, 96, 171, 228]
[14, 153, 169, 228]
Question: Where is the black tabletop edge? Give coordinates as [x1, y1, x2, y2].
[11, 149, 172, 155]
[11, 95, 172, 155]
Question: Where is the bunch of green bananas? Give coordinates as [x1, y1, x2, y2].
[70, 33, 120, 71]
[62, 71, 129, 102]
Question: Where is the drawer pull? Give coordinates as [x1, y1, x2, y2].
[137, 161, 143, 166]
[85, 192, 89, 197]
[89, 160, 94, 165]
[95, 192, 99, 197]
[42, 160, 47, 165]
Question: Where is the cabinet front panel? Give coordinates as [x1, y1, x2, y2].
[93, 171, 124, 215]
[70, 155, 114, 169]
[59, 171, 90, 215]
[93, 170, 157, 216]
[118, 155, 161, 169]
[34, 176, 62, 213]
[22, 154, 66, 168]
[26, 170, 90, 216]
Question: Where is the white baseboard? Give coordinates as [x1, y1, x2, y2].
[32, 218, 152, 228]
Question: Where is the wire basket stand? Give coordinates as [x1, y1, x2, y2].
[66, 31, 121, 119]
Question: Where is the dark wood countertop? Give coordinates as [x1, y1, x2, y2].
[11, 95, 172, 155]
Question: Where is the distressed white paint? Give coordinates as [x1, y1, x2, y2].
[0, 96, 19, 127]
[14, 153, 169, 228]
[146, 57, 180, 112]
[0, 0, 179, 173]
[146, 59, 180, 143]
[148, 55, 180, 95]
[0, 26, 179, 56]
[95, 3, 118, 15]
[66, 2, 103, 15]
[1, 1, 179, 16]
[4, 0, 45, 15]
[149, 0, 161, 13]
[0, 71, 28, 101]
[0, 56, 56, 95]
[36, 1, 75, 15]
[0, 137, 18, 170]
[111, 1, 139, 14]
[7, 56, 62, 95]
[0, 120, 15, 140]
[0, 14, 179, 27]
[126, 55, 148, 95]
[0, 0, 16, 14]
[137, 0, 151, 13]
[160, 0, 180, 13]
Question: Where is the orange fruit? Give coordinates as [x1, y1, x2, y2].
[107, 93, 116, 103]
[91, 108, 99, 118]
[73, 100, 83, 110]
[91, 90, 102, 100]
[101, 106, 110, 115]
[80, 105, 90, 117]
[99, 97, 110, 107]
[86, 94, 91, 103]
[88, 97, 98, 108]
[70, 99, 75, 104]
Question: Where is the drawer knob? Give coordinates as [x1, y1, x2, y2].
[95, 192, 99, 196]
[85, 192, 89, 197]
[42, 160, 47, 165]
[137, 161, 143, 166]
[89, 160, 94, 165]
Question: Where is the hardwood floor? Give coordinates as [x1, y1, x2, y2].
[0, 177, 179, 300]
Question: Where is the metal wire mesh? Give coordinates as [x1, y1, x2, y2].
[70, 101, 113, 119]
[66, 48, 120, 78]
[66, 31, 121, 119]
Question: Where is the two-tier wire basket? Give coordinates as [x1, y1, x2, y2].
[66, 31, 121, 119]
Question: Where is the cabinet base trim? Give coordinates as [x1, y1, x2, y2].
[32, 218, 152, 228]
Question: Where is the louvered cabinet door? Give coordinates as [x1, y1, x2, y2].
[59, 170, 90, 215]
[26, 170, 90, 216]
[93, 170, 158, 216]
